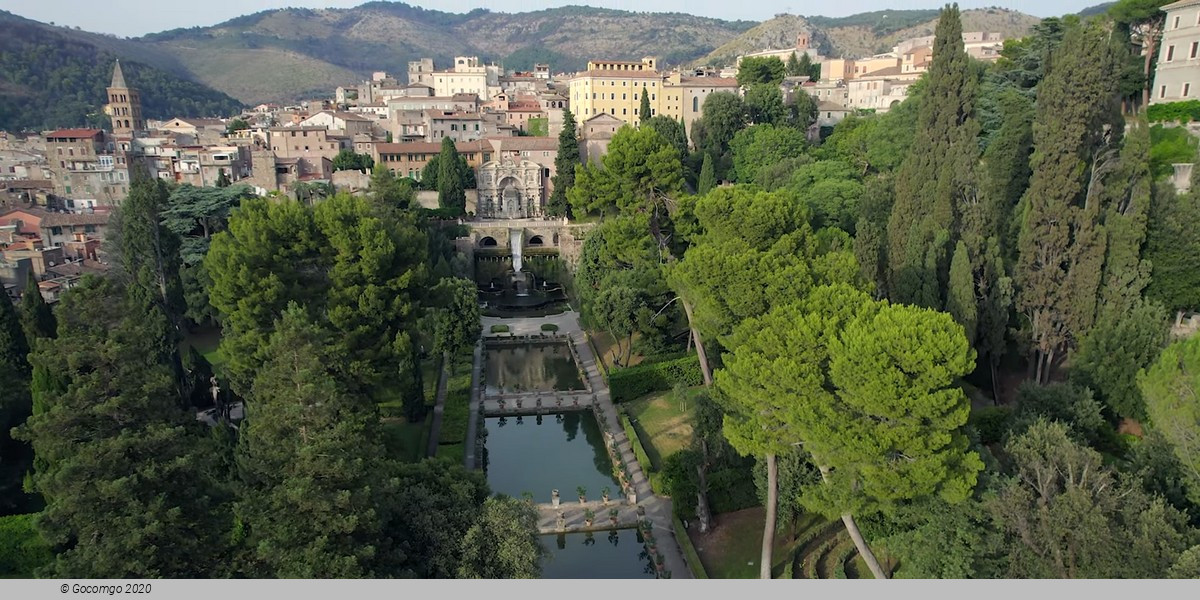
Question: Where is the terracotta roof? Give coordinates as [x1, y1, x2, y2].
[571, 70, 661, 79]
[45, 129, 103, 139]
[375, 140, 491, 155]
[859, 66, 905, 78]
[46, 260, 110, 279]
[40, 212, 109, 227]
[1, 180, 53, 190]
[676, 77, 739, 87]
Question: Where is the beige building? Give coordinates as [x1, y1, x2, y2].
[268, 127, 344, 179]
[846, 67, 919, 112]
[568, 58, 739, 131]
[374, 140, 494, 181]
[426, 56, 500, 101]
[1154, 0, 1200, 103]
[579, 113, 625, 164]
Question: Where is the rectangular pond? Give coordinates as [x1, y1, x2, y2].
[540, 530, 656, 579]
[484, 341, 585, 395]
[483, 412, 621, 503]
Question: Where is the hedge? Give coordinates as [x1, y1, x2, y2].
[673, 516, 709, 579]
[490, 324, 510, 333]
[540, 323, 559, 332]
[621, 415, 664, 494]
[608, 354, 703, 403]
[0, 514, 52, 578]
[439, 372, 472, 444]
[1148, 100, 1200, 123]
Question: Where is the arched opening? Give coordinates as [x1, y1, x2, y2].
[528, 235, 544, 246]
[889, 100, 901, 110]
[479, 236, 498, 247]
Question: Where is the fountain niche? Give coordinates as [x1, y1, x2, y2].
[476, 228, 567, 313]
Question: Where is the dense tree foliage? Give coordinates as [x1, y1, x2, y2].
[547, 108, 580, 217]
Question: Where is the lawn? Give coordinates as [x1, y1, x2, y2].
[590, 330, 646, 373]
[182, 328, 223, 366]
[624, 389, 699, 469]
[686, 507, 804, 579]
[381, 415, 431, 463]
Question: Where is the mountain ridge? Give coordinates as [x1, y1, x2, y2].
[1, 2, 1048, 109]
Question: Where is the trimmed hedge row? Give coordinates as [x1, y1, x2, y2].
[1148, 100, 1200, 123]
[673, 516, 709, 579]
[621, 415, 665, 495]
[490, 324, 510, 333]
[439, 372, 472, 444]
[608, 354, 703, 403]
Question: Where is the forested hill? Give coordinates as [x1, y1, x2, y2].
[0, 11, 243, 132]
[133, 2, 758, 104]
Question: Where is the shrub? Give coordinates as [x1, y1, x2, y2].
[1147, 100, 1200, 123]
[608, 354, 703, 402]
[490, 324, 510, 333]
[0, 514, 52, 578]
[707, 468, 760, 513]
[968, 405, 1012, 445]
[621, 415, 663, 493]
[378, 401, 407, 419]
[540, 323, 559, 332]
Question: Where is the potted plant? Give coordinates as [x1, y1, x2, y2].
[515, 397, 523, 409]
[655, 554, 664, 568]
[601, 486, 611, 505]
[609, 508, 619, 525]
[577, 486, 587, 504]
[583, 508, 595, 527]
[556, 396, 563, 407]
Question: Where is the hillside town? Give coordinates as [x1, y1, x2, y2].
[3, 0, 1200, 584]
[0, 25, 1020, 296]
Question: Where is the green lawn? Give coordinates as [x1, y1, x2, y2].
[687, 507, 803, 579]
[381, 415, 431, 463]
[624, 389, 699, 469]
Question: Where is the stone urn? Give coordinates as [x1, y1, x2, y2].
[628, 491, 637, 505]
[551, 489, 560, 508]
[556, 511, 566, 532]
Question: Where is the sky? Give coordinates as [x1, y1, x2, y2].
[0, 0, 1100, 38]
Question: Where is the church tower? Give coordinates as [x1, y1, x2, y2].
[105, 60, 144, 136]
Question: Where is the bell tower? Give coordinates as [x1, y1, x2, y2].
[105, 60, 144, 136]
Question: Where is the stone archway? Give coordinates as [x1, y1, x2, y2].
[478, 236, 498, 247]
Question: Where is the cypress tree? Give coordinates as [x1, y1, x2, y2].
[18, 272, 55, 341]
[1016, 22, 1123, 383]
[235, 304, 394, 577]
[18, 278, 229, 577]
[887, 4, 978, 308]
[1098, 117, 1152, 315]
[436, 137, 466, 213]
[947, 241, 978, 344]
[1146, 169, 1200, 323]
[697, 152, 716, 195]
[787, 52, 802, 76]
[0, 289, 29, 379]
[548, 108, 579, 217]
[0, 287, 31, 515]
[640, 86, 652, 123]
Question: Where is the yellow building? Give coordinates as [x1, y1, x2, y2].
[568, 57, 739, 134]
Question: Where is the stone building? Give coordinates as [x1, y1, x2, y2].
[105, 60, 144, 136]
[475, 155, 546, 219]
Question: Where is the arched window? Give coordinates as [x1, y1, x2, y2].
[692, 96, 699, 112]
[478, 236, 498, 247]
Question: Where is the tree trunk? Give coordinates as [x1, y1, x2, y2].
[1143, 31, 1157, 109]
[841, 513, 888, 579]
[990, 360, 1001, 407]
[1177, 309, 1185, 327]
[760, 453, 777, 579]
[1034, 348, 1045, 385]
[695, 462, 711, 533]
[681, 299, 713, 386]
[1044, 346, 1057, 384]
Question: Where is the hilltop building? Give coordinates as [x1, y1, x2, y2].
[1152, 0, 1200, 103]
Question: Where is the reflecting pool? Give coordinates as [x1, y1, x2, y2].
[483, 412, 620, 503]
[540, 530, 656, 579]
[484, 342, 584, 395]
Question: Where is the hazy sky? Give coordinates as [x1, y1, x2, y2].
[0, 0, 1098, 38]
